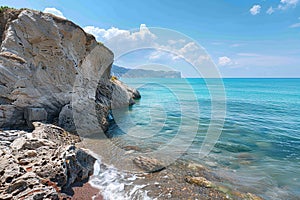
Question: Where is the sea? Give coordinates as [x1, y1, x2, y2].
[89, 78, 300, 200]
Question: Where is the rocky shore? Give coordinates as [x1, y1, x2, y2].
[0, 7, 139, 199]
[0, 122, 96, 199]
[131, 158, 263, 200]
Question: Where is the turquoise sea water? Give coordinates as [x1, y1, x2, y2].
[108, 78, 300, 199]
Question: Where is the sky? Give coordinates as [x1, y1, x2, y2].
[1, 0, 300, 77]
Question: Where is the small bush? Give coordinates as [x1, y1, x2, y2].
[0, 6, 12, 13]
[111, 75, 118, 82]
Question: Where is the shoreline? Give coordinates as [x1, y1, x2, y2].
[81, 141, 264, 200]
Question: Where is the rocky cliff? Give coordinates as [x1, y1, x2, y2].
[0, 7, 141, 199]
[0, 8, 140, 131]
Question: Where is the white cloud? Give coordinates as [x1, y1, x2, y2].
[266, 7, 275, 14]
[83, 26, 129, 41]
[250, 5, 261, 15]
[43, 8, 65, 19]
[289, 22, 300, 28]
[218, 56, 233, 66]
[84, 24, 156, 43]
[278, 0, 299, 10]
[167, 39, 185, 45]
[84, 24, 212, 72]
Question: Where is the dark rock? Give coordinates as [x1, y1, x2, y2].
[24, 107, 48, 128]
[59, 104, 76, 133]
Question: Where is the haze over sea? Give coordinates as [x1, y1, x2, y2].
[106, 78, 300, 200]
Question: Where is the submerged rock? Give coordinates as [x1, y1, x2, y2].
[133, 156, 166, 173]
[215, 142, 252, 153]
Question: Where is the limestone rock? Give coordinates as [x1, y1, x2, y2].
[0, 8, 140, 131]
[0, 122, 96, 199]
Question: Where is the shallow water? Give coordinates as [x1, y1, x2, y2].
[104, 78, 300, 199]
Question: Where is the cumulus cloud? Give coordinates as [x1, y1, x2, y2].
[84, 23, 213, 73]
[289, 22, 300, 28]
[218, 56, 233, 66]
[43, 8, 65, 19]
[250, 5, 261, 15]
[83, 26, 129, 41]
[278, 0, 299, 10]
[84, 24, 156, 43]
[266, 7, 275, 14]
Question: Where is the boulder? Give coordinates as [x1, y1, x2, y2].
[133, 156, 166, 173]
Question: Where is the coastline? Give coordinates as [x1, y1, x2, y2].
[79, 140, 264, 200]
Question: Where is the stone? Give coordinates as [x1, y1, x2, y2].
[10, 137, 26, 150]
[25, 150, 37, 157]
[133, 156, 166, 173]
[185, 176, 214, 188]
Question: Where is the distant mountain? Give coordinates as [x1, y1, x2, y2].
[112, 65, 181, 78]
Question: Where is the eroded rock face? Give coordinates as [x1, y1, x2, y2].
[0, 8, 139, 131]
[0, 122, 96, 199]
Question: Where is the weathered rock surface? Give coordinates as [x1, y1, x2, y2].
[0, 122, 96, 199]
[185, 176, 214, 188]
[0, 8, 140, 131]
[133, 156, 166, 173]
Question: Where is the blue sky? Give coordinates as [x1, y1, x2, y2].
[1, 0, 300, 77]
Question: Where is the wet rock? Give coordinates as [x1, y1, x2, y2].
[185, 176, 214, 188]
[187, 162, 207, 171]
[63, 146, 96, 187]
[123, 145, 141, 151]
[215, 142, 252, 153]
[133, 156, 166, 173]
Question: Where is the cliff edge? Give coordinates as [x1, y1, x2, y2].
[0, 8, 140, 131]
